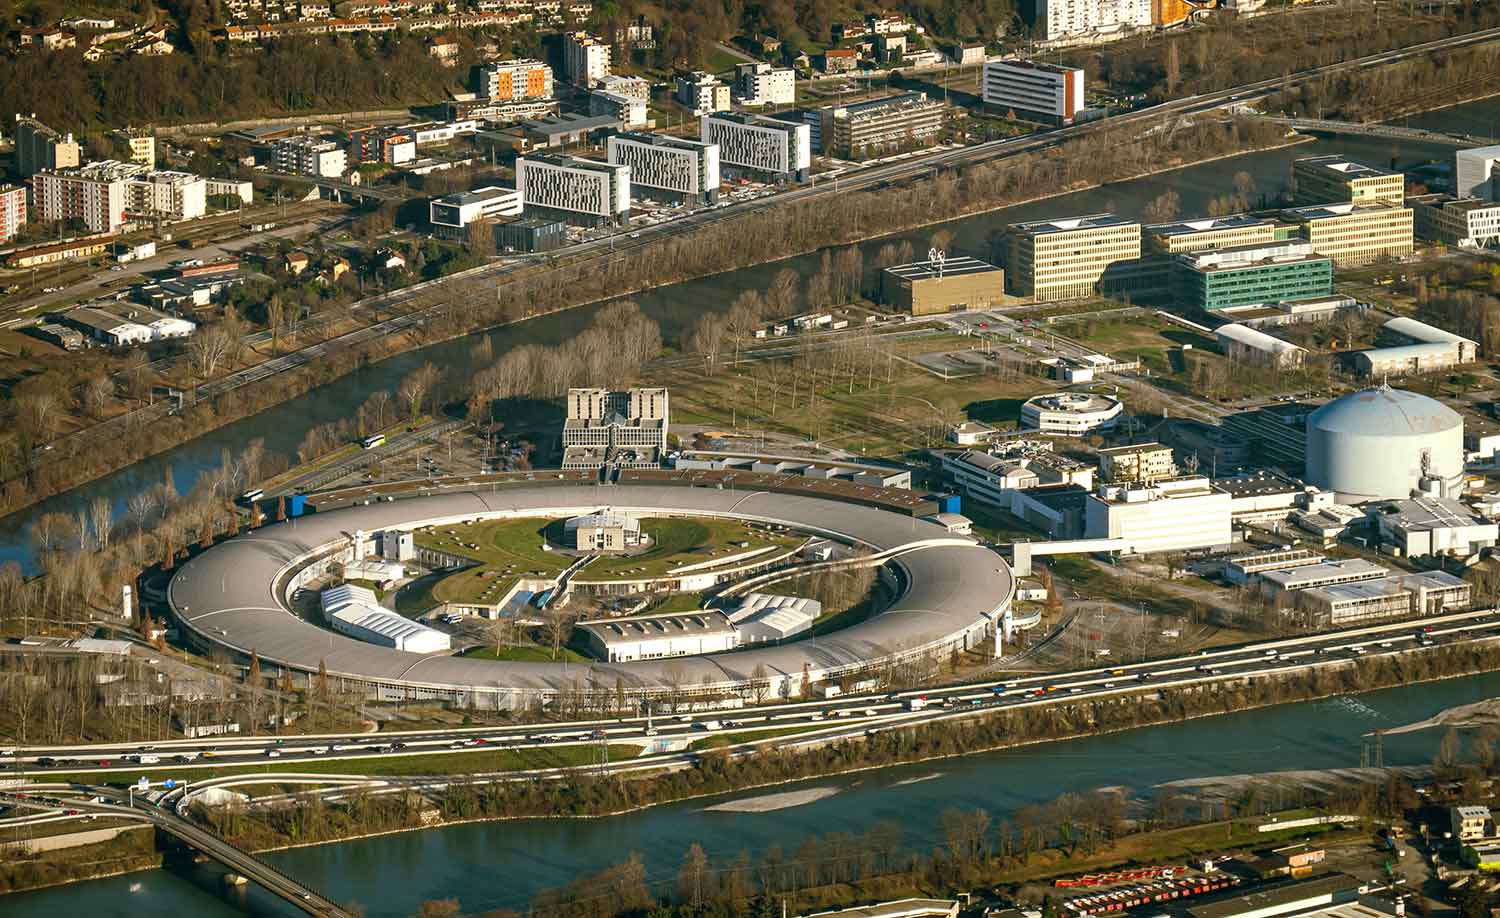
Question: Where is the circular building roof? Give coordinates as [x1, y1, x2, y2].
[1308, 385, 1461, 437]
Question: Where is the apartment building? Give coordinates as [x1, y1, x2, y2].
[1409, 193, 1500, 248]
[126, 170, 207, 221]
[475, 58, 553, 100]
[562, 386, 669, 470]
[1098, 442, 1176, 484]
[272, 136, 347, 178]
[606, 132, 720, 203]
[735, 62, 796, 106]
[563, 31, 611, 86]
[516, 153, 630, 226]
[674, 71, 731, 116]
[428, 185, 523, 238]
[597, 74, 650, 102]
[1281, 202, 1414, 267]
[701, 112, 811, 182]
[111, 127, 157, 168]
[32, 163, 133, 233]
[1172, 241, 1334, 312]
[0, 185, 27, 245]
[1292, 155, 1405, 207]
[1144, 214, 1278, 254]
[817, 92, 945, 160]
[14, 115, 80, 178]
[1004, 213, 1142, 301]
[1022, 0, 1152, 42]
[589, 90, 648, 128]
[347, 126, 416, 165]
[981, 59, 1084, 125]
[1456, 144, 1500, 202]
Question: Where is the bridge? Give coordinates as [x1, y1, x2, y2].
[1256, 115, 1499, 147]
[0, 788, 355, 916]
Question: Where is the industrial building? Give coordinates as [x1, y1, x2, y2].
[1366, 495, 1499, 558]
[14, 114, 79, 178]
[1216, 323, 1307, 367]
[1216, 295, 1358, 329]
[1355, 316, 1477, 378]
[937, 447, 1094, 503]
[1021, 392, 1124, 435]
[735, 61, 796, 106]
[1305, 385, 1464, 503]
[674, 453, 914, 489]
[1097, 442, 1176, 484]
[428, 185, 523, 238]
[320, 584, 449, 654]
[271, 136, 346, 178]
[1172, 241, 1334, 313]
[1004, 213, 1142, 302]
[726, 593, 821, 643]
[1409, 193, 1500, 248]
[1160, 419, 1252, 474]
[565, 512, 643, 551]
[516, 154, 631, 226]
[1223, 548, 1326, 585]
[1291, 155, 1405, 207]
[1456, 144, 1500, 202]
[1084, 476, 1233, 555]
[562, 387, 669, 471]
[563, 31, 612, 86]
[1257, 558, 1388, 598]
[879, 256, 1004, 315]
[576, 611, 740, 662]
[701, 112, 811, 182]
[0, 184, 27, 245]
[980, 59, 1085, 125]
[1297, 571, 1471, 626]
[817, 93, 946, 159]
[606, 133, 720, 204]
[476, 59, 554, 101]
[675, 71, 731, 115]
[1280, 202, 1414, 267]
[1144, 214, 1278, 255]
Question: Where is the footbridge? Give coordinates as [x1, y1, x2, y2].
[1257, 115, 1499, 147]
[1010, 539, 1132, 577]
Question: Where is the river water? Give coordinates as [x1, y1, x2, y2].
[7, 671, 1499, 917]
[4, 98, 1498, 572]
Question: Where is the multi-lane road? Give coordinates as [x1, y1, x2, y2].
[5, 607, 1497, 778]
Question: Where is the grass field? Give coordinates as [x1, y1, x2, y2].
[688, 724, 832, 751]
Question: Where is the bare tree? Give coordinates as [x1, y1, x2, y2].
[89, 496, 114, 551]
[398, 363, 443, 419]
[83, 374, 113, 419]
[684, 313, 727, 376]
[187, 326, 236, 378]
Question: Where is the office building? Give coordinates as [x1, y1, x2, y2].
[1281, 202, 1414, 267]
[0, 185, 27, 245]
[1144, 214, 1278, 254]
[675, 71, 731, 116]
[565, 511, 642, 551]
[516, 154, 630, 226]
[589, 89, 648, 128]
[563, 31, 612, 86]
[495, 217, 566, 254]
[111, 127, 156, 168]
[880, 256, 1004, 315]
[606, 133, 720, 203]
[577, 611, 739, 662]
[428, 185, 523, 238]
[1172, 241, 1334, 312]
[1292, 155, 1405, 207]
[1298, 571, 1471, 626]
[1004, 213, 1141, 301]
[14, 115, 80, 178]
[701, 112, 810, 182]
[981, 59, 1084, 125]
[1365, 496, 1499, 558]
[62, 302, 196, 346]
[1098, 442, 1176, 484]
[1409, 193, 1500, 248]
[561, 387, 669, 470]
[1456, 144, 1500, 202]
[1021, 0, 1152, 42]
[1021, 392, 1123, 435]
[272, 136, 347, 178]
[735, 61, 796, 106]
[818, 92, 946, 159]
[1216, 323, 1307, 367]
[475, 59, 553, 100]
[1084, 475, 1233, 555]
[1355, 317, 1477, 378]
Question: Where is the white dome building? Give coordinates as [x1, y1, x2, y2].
[1305, 385, 1463, 503]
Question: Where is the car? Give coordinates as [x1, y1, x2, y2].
[36, 757, 56, 767]
[644, 727, 659, 736]
[265, 750, 281, 758]
[1068, 687, 1083, 694]
[449, 741, 465, 749]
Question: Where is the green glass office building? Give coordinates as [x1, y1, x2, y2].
[1173, 241, 1334, 312]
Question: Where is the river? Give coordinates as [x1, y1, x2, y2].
[7, 670, 1499, 917]
[3, 99, 1498, 572]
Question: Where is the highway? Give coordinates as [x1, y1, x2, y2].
[5, 606, 1498, 777]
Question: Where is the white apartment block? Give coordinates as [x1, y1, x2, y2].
[272, 136, 347, 178]
[735, 62, 796, 106]
[675, 71, 731, 116]
[517, 154, 630, 224]
[982, 58, 1084, 125]
[476, 59, 553, 100]
[0, 184, 27, 245]
[607, 132, 720, 203]
[598, 74, 650, 101]
[206, 178, 254, 205]
[32, 163, 136, 233]
[127, 170, 207, 221]
[1085, 476, 1233, 555]
[429, 185, 523, 236]
[589, 90, 648, 128]
[1456, 145, 1500, 202]
[1027, 0, 1151, 42]
[701, 112, 810, 181]
[564, 31, 612, 86]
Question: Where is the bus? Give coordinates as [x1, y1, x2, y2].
[239, 488, 265, 504]
[361, 434, 386, 450]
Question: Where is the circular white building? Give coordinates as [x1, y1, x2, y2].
[1305, 385, 1464, 503]
[1021, 392, 1124, 435]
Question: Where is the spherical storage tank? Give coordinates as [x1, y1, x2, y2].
[1305, 385, 1463, 503]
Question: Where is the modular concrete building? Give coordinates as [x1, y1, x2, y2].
[880, 256, 1004, 315]
[1305, 385, 1464, 503]
[1292, 155, 1405, 207]
[1004, 213, 1141, 302]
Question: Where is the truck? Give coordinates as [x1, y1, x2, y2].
[128, 753, 161, 765]
[903, 697, 927, 712]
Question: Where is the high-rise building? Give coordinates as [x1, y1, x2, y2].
[1004, 213, 1142, 302]
[32, 163, 132, 233]
[1280, 202, 1414, 267]
[675, 71, 731, 116]
[0, 184, 27, 245]
[517, 153, 631, 225]
[475, 59, 553, 100]
[981, 59, 1084, 125]
[1020, 0, 1152, 42]
[734, 62, 796, 106]
[14, 115, 80, 178]
[563, 31, 612, 87]
[1291, 155, 1405, 207]
[817, 92, 946, 160]
[701, 112, 810, 182]
[606, 132, 720, 203]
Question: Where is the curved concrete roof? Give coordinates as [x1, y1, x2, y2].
[1308, 385, 1461, 438]
[169, 484, 1013, 698]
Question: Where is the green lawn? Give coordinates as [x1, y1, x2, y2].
[585, 517, 801, 580]
[688, 724, 833, 751]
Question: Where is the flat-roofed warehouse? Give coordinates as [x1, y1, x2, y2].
[880, 256, 1004, 315]
[577, 611, 740, 662]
